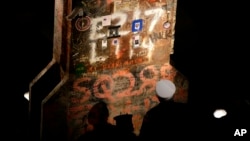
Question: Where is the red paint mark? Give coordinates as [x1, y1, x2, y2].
[99, 57, 146, 71]
[72, 64, 178, 103]
[151, 95, 159, 102]
[131, 106, 140, 111]
[107, 0, 113, 5]
[173, 87, 188, 103]
[73, 77, 91, 103]
[130, 65, 158, 96]
[144, 98, 150, 110]
[93, 74, 114, 101]
[87, 66, 96, 72]
[160, 63, 176, 81]
[75, 16, 91, 31]
[121, 99, 133, 114]
[132, 114, 143, 134]
[113, 70, 135, 98]
[108, 104, 121, 118]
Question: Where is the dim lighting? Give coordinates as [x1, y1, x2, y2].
[24, 92, 29, 101]
[213, 109, 227, 119]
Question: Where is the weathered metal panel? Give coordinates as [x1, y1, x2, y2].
[36, 0, 188, 140]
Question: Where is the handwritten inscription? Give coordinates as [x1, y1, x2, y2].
[71, 4, 175, 73]
[87, 57, 148, 72]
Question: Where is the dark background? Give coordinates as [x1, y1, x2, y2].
[3, 0, 249, 140]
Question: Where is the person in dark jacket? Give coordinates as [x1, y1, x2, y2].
[77, 101, 117, 141]
[139, 79, 190, 140]
[114, 114, 138, 141]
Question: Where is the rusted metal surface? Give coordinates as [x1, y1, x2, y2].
[37, 0, 188, 140]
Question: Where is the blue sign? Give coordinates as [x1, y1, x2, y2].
[132, 19, 143, 32]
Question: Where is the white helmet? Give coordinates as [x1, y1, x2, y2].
[156, 79, 176, 99]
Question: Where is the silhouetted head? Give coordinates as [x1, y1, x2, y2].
[114, 114, 134, 132]
[87, 101, 109, 126]
[155, 79, 176, 102]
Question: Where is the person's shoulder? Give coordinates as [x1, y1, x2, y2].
[104, 123, 117, 131]
[144, 104, 160, 114]
[143, 104, 164, 120]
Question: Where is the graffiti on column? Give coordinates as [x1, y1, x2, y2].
[55, 0, 182, 140]
[66, 62, 188, 140]
[67, 0, 176, 77]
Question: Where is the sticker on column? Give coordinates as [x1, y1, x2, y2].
[133, 34, 140, 48]
[107, 25, 121, 39]
[102, 15, 111, 26]
[163, 21, 171, 29]
[112, 38, 119, 45]
[78, 9, 84, 16]
[163, 11, 171, 29]
[102, 39, 108, 49]
[132, 19, 143, 32]
[75, 63, 86, 77]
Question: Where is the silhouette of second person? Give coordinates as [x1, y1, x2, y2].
[139, 79, 190, 140]
[77, 101, 117, 141]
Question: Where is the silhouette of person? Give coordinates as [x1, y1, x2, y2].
[77, 101, 117, 141]
[114, 114, 138, 141]
[139, 79, 190, 140]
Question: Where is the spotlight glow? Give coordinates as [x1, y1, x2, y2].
[213, 109, 227, 119]
[24, 92, 29, 101]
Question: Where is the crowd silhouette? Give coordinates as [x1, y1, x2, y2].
[77, 79, 191, 141]
[76, 101, 138, 141]
[139, 79, 190, 140]
[77, 101, 117, 141]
